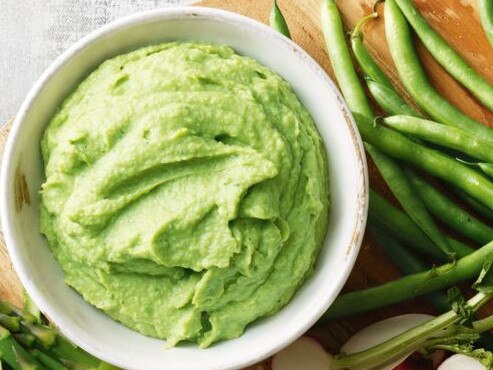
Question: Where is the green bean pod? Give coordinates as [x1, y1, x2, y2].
[323, 240, 493, 319]
[385, 115, 493, 163]
[370, 226, 451, 312]
[479, 163, 493, 178]
[366, 80, 423, 117]
[0, 326, 42, 370]
[355, 113, 493, 210]
[351, 13, 393, 88]
[350, 12, 425, 119]
[405, 169, 493, 245]
[393, 0, 493, 112]
[384, 0, 493, 143]
[368, 190, 473, 258]
[452, 187, 493, 221]
[270, 0, 291, 39]
[321, 0, 373, 118]
[366, 144, 453, 256]
[479, 0, 493, 48]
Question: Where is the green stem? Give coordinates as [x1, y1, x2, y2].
[0, 327, 42, 370]
[322, 240, 493, 320]
[0, 302, 36, 324]
[350, 13, 393, 88]
[48, 336, 101, 367]
[0, 314, 20, 332]
[331, 293, 490, 369]
[23, 293, 40, 324]
[22, 322, 56, 348]
[31, 350, 68, 370]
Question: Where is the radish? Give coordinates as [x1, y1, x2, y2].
[271, 336, 330, 370]
[438, 354, 486, 370]
[340, 314, 434, 370]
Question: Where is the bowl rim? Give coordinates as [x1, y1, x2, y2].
[0, 5, 368, 370]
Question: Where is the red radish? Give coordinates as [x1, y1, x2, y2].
[271, 336, 329, 370]
[438, 354, 486, 370]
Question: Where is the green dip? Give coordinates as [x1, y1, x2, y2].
[40, 42, 329, 347]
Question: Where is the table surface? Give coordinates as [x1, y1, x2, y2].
[0, 0, 194, 124]
[2, 0, 493, 362]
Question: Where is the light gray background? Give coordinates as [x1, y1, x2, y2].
[0, 0, 196, 124]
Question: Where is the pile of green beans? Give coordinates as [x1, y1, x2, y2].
[393, 0, 493, 111]
[315, 0, 493, 322]
[385, 0, 493, 144]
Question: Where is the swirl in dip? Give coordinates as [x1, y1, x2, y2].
[40, 42, 329, 347]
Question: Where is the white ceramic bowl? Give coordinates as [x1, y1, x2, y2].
[0, 7, 368, 370]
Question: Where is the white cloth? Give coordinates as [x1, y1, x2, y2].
[0, 0, 193, 123]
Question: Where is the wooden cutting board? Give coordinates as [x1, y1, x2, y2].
[2, 0, 493, 361]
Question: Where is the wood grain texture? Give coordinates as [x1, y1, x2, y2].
[1, 0, 493, 364]
[0, 120, 24, 307]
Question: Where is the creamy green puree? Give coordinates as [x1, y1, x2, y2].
[40, 42, 329, 347]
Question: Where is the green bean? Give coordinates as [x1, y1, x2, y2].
[351, 12, 393, 88]
[384, 0, 493, 143]
[393, 0, 493, 112]
[0, 327, 42, 370]
[369, 189, 473, 258]
[31, 350, 68, 370]
[369, 190, 446, 259]
[350, 11, 426, 120]
[355, 112, 493, 211]
[366, 79, 423, 117]
[446, 237, 476, 258]
[366, 144, 453, 257]
[12, 334, 35, 348]
[479, 163, 493, 178]
[405, 169, 493, 244]
[385, 115, 493, 164]
[321, 0, 373, 118]
[323, 240, 493, 319]
[270, 0, 291, 39]
[0, 314, 20, 333]
[479, 0, 493, 48]
[370, 226, 451, 312]
[452, 187, 493, 221]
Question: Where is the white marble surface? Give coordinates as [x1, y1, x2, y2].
[0, 0, 195, 123]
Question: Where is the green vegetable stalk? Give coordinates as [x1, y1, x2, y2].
[323, 240, 493, 319]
